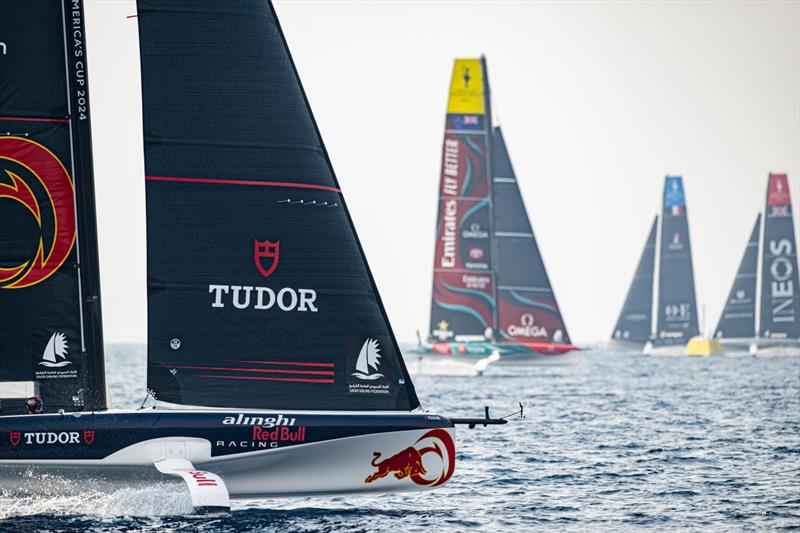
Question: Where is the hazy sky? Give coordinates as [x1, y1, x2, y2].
[85, 0, 799, 343]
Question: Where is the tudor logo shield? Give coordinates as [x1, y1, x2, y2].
[9, 432, 20, 447]
[254, 240, 280, 278]
[83, 430, 95, 445]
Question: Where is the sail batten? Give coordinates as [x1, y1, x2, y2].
[137, 0, 417, 411]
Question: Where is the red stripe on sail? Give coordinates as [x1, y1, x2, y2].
[145, 175, 341, 193]
[197, 374, 334, 384]
[0, 116, 69, 124]
[163, 364, 334, 376]
[226, 360, 335, 368]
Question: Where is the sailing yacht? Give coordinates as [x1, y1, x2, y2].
[714, 173, 800, 355]
[611, 176, 700, 355]
[413, 58, 577, 366]
[0, 0, 504, 511]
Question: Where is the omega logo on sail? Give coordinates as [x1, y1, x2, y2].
[507, 313, 547, 338]
[767, 238, 796, 323]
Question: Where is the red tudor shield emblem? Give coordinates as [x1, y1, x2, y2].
[254, 240, 280, 278]
[83, 430, 95, 445]
[9, 432, 20, 447]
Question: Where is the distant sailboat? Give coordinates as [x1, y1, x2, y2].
[414, 57, 577, 366]
[713, 215, 761, 352]
[610, 216, 657, 348]
[715, 173, 800, 355]
[611, 176, 700, 354]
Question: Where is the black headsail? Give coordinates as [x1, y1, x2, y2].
[0, 0, 105, 415]
[428, 58, 495, 341]
[136, 0, 418, 410]
[611, 216, 657, 344]
[759, 173, 800, 341]
[714, 215, 761, 340]
[654, 176, 699, 345]
[492, 128, 571, 345]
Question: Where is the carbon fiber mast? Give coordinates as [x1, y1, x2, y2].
[63, 0, 106, 411]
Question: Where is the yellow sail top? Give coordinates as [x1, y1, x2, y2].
[447, 58, 485, 115]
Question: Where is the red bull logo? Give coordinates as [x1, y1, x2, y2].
[0, 137, 76, 289]
[365, 429, 455, 487]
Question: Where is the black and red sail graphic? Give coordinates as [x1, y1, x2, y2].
[428, 58, 495, 341]
[0, 1, 105, 415]
[137, 0, 417, 410]
[491, 128, 571, 345]
[759, 173, 799, 340]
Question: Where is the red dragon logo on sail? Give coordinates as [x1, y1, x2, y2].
[364, 429, 455, 487]
[0, 137, 76, 289]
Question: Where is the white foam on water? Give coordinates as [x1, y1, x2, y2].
[0, 476, 193, 518]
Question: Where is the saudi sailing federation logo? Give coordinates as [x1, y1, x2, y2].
[352, 338, 384, 381]
[39, 332, 71, 368]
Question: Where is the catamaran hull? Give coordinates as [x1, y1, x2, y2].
[410, 341, 578, 366]
[0, 410, 456, 498]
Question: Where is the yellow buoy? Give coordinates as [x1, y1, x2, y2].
[685, 337, 724, 356]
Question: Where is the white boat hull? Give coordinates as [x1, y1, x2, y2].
[0, 409, 456, 500]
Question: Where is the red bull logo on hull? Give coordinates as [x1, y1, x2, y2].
[364, 429, 455, 487]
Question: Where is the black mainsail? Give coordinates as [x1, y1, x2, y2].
[0, 0, 105, 415]
[654, 176, 699, 345]
[759, 173, 800, 341]
[714, 215, 760, 340]
[611, 216, 657, 344]
[137, 0, 418, 410]
[492, 127, 571, 345]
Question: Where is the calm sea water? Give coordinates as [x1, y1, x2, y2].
[1, 345, 798, 532]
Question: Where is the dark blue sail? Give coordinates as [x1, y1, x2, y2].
[759, 173, 800, 340]
[714, 215, 760, 340]
[611, 216, 657, 344]
[0, 1, 105, 415]
[136, 0, 418, 410]
[654, 176, 699, 345]
[492, 128, 571, 345]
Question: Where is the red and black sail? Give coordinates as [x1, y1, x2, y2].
[759, 173, 799, 340]
[492, 128, 571, 345]
[136, 0, 418, 410]
[0, 0, 105, 415]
